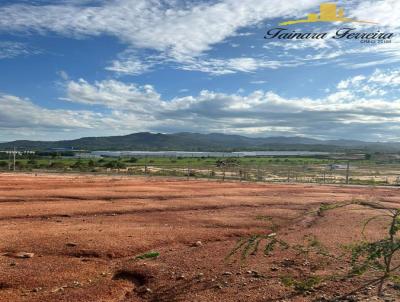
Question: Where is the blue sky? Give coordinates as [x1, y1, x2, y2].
[0, 0, 399, 142]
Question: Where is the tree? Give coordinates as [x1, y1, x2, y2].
[104, 160, 126, 169]
[128, 157, 138, 163]
[216, 158, 240, 168]
[88, 160, 96, 168]
[27, 158, 37, 167]
[348, 202, 400, 296]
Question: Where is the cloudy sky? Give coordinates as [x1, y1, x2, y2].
[0, 0, 399, 142]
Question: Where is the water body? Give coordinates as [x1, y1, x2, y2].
[91, 151, 331, 158]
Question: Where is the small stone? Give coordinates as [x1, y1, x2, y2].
[9, 262, 16, 267]
[346, 295, 358, 302]
[197, 273, 204, 278]
[15, 252, 34, 259]
[271, 267, 278, 271]
[66, 242, 78, 247]
[281, 259, 295, 267]
[51, 286, 66, 293]
[177, 274, 185, 280]
[222, 272, 233, 276]
[246, 270, 262, 278]
[32, 287, 42, 293]
[193, 241, 203, 247]
[136, 286, 152, 294]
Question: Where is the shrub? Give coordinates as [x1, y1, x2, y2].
[135, 251, 160, 260]
[104, 161, 126, 169]
[0, 161, 8, 168]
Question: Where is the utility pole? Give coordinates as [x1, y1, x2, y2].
[13, 147, 16, 172]
[8, 150, 11, 171]
[346, 161, 350, 185]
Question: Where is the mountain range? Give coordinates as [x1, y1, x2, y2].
[0, 132, 399, 152]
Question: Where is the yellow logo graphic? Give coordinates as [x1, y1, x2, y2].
[280, 3, 377, 26]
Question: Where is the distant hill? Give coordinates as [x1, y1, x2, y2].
[0, 132, 399, 152]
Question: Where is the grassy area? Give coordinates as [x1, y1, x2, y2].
[0, 156, 340, 168]
[0, 155, 399, 186]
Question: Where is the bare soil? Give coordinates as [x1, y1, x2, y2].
[0, 173, 399, 302]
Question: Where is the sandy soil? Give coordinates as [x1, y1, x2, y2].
[0, 173, 400, 302]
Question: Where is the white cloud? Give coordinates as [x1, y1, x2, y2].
[369, 69, 400, 86]
[104, 50, 160, 75]
[0, 41, 41, 59]
[2, 68, 400, 141]
[0, 0, 322, 58]
[0, 0, 322, 74]
[57, 70, 69, 80]
[337, 70, 400, 97]
[265, 39, 332, 51]
[0, 91, 156, 141]
[57, 68, 400, 141]
[353, 0, 400, 28]
[1, 0, 399, 74]
[337, 75, 367, 90]
[0, 94, 96, 130]
[106, 58, 151, 76]
[65, 79, 163, 114]
[179, 57, 300, 75]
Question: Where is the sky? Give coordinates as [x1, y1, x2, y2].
[0, 0, 400, 142]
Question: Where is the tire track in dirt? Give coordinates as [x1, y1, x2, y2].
[0, 201, 314, 222]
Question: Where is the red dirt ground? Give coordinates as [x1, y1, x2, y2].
[0, 173, 400, 302]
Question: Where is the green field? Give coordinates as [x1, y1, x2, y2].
[1, 152, 399, 186]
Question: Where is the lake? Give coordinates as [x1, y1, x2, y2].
[90, 151, 331, 158]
